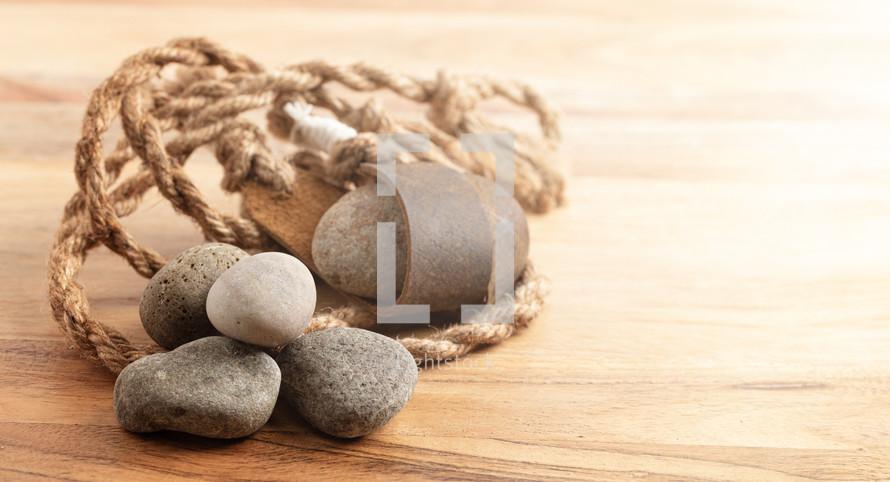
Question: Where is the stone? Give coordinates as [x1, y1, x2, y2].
[206, 252, 316, 347]
[277, 327, 418, 438]
[140, 243, 249, 349]
[113, 336, 280, 439]
[311, 183, 407, 299]
[310, 172, 529, 311]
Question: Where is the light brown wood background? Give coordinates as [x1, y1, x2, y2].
[2, 0, 890, 479]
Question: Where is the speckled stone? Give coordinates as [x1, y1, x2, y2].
[277, 327, 418, 438]
[311, 184, 407, 299]
[206, 252, 316, 348]
[113, 336, 280, 439]
[140, 243, 249, 349]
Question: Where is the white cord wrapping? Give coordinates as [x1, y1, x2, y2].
[284, 102, 358, 153]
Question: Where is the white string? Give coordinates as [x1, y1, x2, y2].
[284, 102, 357, 153]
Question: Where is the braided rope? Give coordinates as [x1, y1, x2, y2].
[47, 37, 563, 373]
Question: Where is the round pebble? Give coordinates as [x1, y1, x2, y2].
[311, 184, 407, 299]
[277, 327, 418, 438]
[140, 243, 248, 349]
[206, 252, 316, 347]
[113, 336, 280, 439]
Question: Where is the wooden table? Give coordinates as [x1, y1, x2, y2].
[2, 1, 890, 479]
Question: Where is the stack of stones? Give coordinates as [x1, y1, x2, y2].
[115, 243, 418, 439]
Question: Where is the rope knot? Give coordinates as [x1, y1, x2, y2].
[216, 122, 295, 193]
[343, 97, 393, 133]
[327, 133, 377, 184]
[283, 101, 376, 186]
[427, 70, 480, 135]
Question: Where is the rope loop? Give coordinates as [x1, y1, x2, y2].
[47, 37, 563, 373]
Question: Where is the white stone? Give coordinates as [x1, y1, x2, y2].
[206, 252, 316, 347]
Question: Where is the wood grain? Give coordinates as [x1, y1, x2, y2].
[2, 0, 890, 479]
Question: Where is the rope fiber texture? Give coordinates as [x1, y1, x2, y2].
[46, 37, 565, 373]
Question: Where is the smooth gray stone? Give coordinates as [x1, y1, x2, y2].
[113, 336, 280, 439]
[206, 252, 316, 348]
[277, 327, 418, 438]
[140, 243, 248, 349]
[311, 184, 407, 299]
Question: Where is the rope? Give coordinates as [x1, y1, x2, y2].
[284, 102, 358, 153]
[46, 37, 564, 373]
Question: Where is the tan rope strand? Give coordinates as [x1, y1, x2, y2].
[47, 37, 562, 373]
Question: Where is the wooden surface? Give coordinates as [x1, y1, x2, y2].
[2, 0, 890, 479]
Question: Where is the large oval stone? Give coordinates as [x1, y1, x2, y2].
[113, 336, 280, 439]
[206, 252, 316, 348]
[311, 172, 529, 310]
[140, 243, 248, 349]
[277, 327, 418, 438]
[311, 183, 407, 299]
